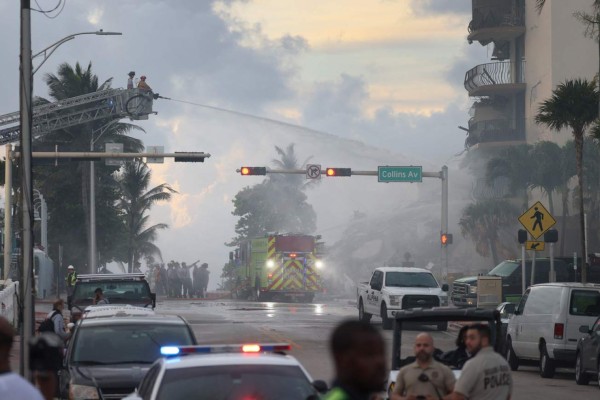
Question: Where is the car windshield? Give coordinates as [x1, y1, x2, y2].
[71, 324, 194, 365]
[72, 281, 151, 305]
[488, 261, 519, 277]
[156, 364, 317, 400]
[385, 272, 438, 288]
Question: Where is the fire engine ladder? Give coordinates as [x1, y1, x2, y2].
[0, 88, 155, 146]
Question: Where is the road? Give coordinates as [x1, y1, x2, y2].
[156, 297, 598, 400]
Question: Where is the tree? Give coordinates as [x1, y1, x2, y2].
[536, 79, 599, 282]
[485, 144, 533, 210]
[230, 144, 317, 244]
[459, 199, 519, 266]
[34, 62, 144, 269]
[116, 159, 176, 272]
[529, 141, 564, 215]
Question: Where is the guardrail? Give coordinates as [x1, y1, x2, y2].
[464, 61, 524, 94]
[0, 280, 19, 327]
[468, 1, 524, 33]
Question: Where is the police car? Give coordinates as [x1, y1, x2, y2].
[123, 343, 327, 400]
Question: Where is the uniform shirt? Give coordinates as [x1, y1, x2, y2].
[0, 372, 44, 400]
[454, 347, 512, 400]
[394, 359, 455, 398]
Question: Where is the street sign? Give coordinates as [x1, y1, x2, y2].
[378, 166, 422, 183]
[105, 143, 123, 166]
[526, 241, 545, 251]
[518, 201, 556, 240]
[306, 164, 321, 179]
[146, 146, 164, 164]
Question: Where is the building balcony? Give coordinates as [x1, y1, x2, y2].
[468, 0, 525, 45]
[465, 118, 525, 149]
[464, 61, 525, 97]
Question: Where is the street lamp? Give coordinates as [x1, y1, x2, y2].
[17, 10, 122, 378]
[89, 120, 120, 273]
[32, 30, 122, 75]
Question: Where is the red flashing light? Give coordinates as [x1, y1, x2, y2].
[268, 273, 273, 279]
[289, 253, 297, 259]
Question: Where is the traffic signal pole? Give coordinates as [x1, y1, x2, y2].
[239, 164, 450, 280]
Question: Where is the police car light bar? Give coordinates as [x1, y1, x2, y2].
[160, 343, 291, 356]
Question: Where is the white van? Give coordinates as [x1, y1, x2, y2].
[505, 283, 600, 378]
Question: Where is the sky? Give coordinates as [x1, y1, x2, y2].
[0, 0, 492, 287]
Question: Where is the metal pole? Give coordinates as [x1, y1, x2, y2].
[441, 166, 448, 280]
[584, 213, 589, 276]
[549, 243, 555, 283]
[41, 195, 47, 255]
[4, 145, 12, 280]
[521, 244, 526, 294]
[19, 0, 34, 380]
[89, 138, 96, 274]
[531, 252, 536, 287]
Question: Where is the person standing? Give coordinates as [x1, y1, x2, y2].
[127, 71, 135, 89]
[324, 320, 387, 400]
[445, 324, 512, 400]
[137, 75, 152, 91]
[192, 264, 201, 297]
[391, 333, 455, 400]
[65, 265, 77, 297]
[199, 263, 210, 298]
[160, 264, 168, 296]
[0, 317, 44, 399]
[93, 288, 109, 305]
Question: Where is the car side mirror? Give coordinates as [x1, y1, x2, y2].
[312, 380, 328, 394]
[579, 325, 591, 334]
[441, 284, 449, 292]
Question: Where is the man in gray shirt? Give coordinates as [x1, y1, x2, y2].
[446, 324, 512, 400]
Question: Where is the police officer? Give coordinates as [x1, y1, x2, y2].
[324, 320, 387, 400]
[446, 324, 512, 400]
[392, 333, 455, 400]
[65, 265, 77, 297]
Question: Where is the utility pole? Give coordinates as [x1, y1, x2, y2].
[4, 145, 12, 280]
[19, 0, 34, 379]
[441, 165, 448, 280]
[89, 138, 97, 274]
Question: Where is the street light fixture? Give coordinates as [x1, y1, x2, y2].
[32, 30, 122, 75]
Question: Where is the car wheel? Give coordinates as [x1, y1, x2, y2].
[505, 338, 519, 371]
[437, 322, 448, 331]
[575, 351, 590, 385]
[539, 343, 556, 378]
[359, 300, 371, 323]
[381, 303, 393, 330]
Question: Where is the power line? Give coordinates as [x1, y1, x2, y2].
[32, 0, 66, 19]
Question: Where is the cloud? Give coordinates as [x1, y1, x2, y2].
[411, 0, 471, 15]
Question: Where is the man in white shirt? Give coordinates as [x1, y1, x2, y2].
[0, 316, 44, 400]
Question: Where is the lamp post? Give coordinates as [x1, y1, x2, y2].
[89, 120, 119, 274]
[17, 2, 121, 376]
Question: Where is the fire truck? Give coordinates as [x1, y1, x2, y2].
[231, 234, 324, 302]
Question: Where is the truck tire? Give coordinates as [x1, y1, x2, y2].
[359, 299, 371, 323]
[539, 343, 555, 378]
[505, 338, 519, 371]
[575, 351, 590, 385]
[381, 303, 393, 330]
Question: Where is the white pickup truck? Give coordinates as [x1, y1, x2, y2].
[357, 267, 449, 330]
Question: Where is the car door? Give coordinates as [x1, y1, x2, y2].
[510, 289, 529, 356]
[579, 317, 600, 372]
[567, 289, 600, 356]
[366, 271, 382, 314]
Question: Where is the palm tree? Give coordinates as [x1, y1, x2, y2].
[459, 199, 519, 266]
[35, 62, 144, 267]
[116, 159, 177, 272]
[529, 141, 564, 215]
[536, 79, 599, 283]
[557, 141, 577, 255]
[485, 144, 533, 210]
[270, 143, 316, 189]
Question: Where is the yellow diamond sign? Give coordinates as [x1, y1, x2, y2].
[518, 201, 556, 240]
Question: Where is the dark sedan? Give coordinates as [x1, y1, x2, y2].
[575, 316, 600, 387]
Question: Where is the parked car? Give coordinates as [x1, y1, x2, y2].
[505, 283, 600, 378]
[357, 267, 449, 330]
[122, 343, 325, 400]
[496, 302, 516, 354]
[61, 312, 196, 399]
[574, 315, 600, 387]
[452, 259, 572, 307]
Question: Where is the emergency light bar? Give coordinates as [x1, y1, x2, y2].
[77, 273, 146, 282]
[160, 343, 291, 356]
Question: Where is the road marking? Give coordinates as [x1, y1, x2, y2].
[258, 326, 303, 349]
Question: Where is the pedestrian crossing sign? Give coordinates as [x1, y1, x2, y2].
[518, 201, 556, 240]
[525, 241, 545, 251]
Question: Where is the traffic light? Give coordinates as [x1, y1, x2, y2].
[174, 152, 206, 162]
[441, 233, 453, 246]
[325, 168, 351, 177]
[240, 167, 267, 176]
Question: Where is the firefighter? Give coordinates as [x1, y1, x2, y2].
[137, 76, 152, 91]
[65, 266, 77, 297]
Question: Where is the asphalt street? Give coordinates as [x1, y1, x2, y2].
[156, 297, 599, 400]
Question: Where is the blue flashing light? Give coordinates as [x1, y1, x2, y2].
[160, 346, 180, 356]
